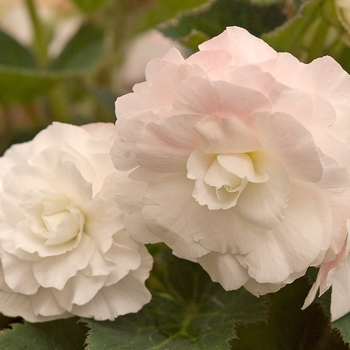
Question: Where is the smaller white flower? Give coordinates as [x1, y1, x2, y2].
[0, 122, 152, 322]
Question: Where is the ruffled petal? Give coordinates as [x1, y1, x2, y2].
[234, 154, 289, 229]
[197, 252, 250, 290]
[136, 114, 203, 173]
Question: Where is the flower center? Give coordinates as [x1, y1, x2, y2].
[21, 191, 85, 246]
[187, 149, 268, 210]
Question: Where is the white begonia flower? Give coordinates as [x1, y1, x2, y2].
[0, 122, 152, 322]
[111, 26, 350, 297]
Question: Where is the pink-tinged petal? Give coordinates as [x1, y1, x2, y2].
[244, 279, 284, 296]
[261, 54, 350, 119]
[143, 174, 265, 257]
[144, 47, 185, 84]
[315, 151, 350, 189]
[199, 26, 277, 65]
[143, 176, 210, 259]
[321, 193, 350, 261]
[197, 252, 250, 290]
[225, 64, 285, 103]
[244, 269, 306, 296]
[330, 257, 350, 321]
[234, 154, 289, 229]
[303, 235, 350, 311]
[194, 115, 262, 154]
[273, 89, 337, 128]
[2, 254, 39, 294]
[136, 114, 203, 173]
[32, 235, 94, 289]
[248, 111, 323, 182]
[239, 180, 331, 284]
[112, 108, 172, 171]
[175, 76, 271, 120]
[149, 62, 206, 105]
[187, 49, 232, 78]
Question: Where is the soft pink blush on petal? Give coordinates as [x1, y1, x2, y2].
[144, 47, 185, 85]
[193, 115, 262, 154]
[247, 111, 323, 182]
[136, 114, 203, 173]
[174, 76, 271, 120]
[330, 256, 350, 321]
[198, 26, 277, 65]
[187, 49, 232, 79]
[303, 235, 350, 314]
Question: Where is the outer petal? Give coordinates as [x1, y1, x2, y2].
[198, 252, 250, 290]
[193, 115, 262, 154]
[198, 26, 277, 65]
[247, 111, 324, 182]
[175, 76, 271, 121]
[238, 180, 331, 284]
[143, 174, 266, 257]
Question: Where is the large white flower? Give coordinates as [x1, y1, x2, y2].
[111, 26, 350, 296]
[0, 122, 152, 322]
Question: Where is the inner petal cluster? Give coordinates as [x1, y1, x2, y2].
[18, 190, 85, 253]
[188, 149, 269, 210]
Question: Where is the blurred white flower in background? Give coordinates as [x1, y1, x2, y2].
[117, 29, 189, 93]
[0, 0, 81, 56]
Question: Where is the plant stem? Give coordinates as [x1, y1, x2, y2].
[24, 0, 48, 67]
[25, 0, 70, 123]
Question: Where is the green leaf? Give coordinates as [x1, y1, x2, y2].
[333, 313, 350, 344]
[70, 0, 111, 14]
[159, 0, 286, 50]
[84, 249, 269, 349]
[139, 0, 210, 32]
[50, 23, 104, 73]
[0, 318, 88, 350]
[0, 70, 62, 105]
[0, 24, 104, 105]
[230, 274, 349, 349]
[262, 0, 350, 64]
[0, 30, 36, 68]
